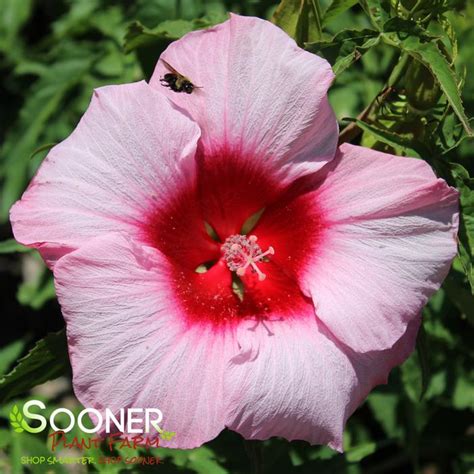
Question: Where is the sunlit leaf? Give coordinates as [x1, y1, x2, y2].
[272, 0, 324, 46]
[0, 340, 26, 377]
[368, 392, 402, 438]
[452, 376, 474, 410]
[322, 0, 358, 26]
[0, 239, 30, 254]
[346, 442, 377, 462]
[17, 277, 56, 310]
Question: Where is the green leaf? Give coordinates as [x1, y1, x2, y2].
[368, 392, 401, 438]
[423, 370, 447, 400]
[0, 330, 69, 404]
[386, 32, 472, 136]
[456, 242, 474, 294]
[443, 274, 474, 323]
[272, 0, 323, 46]
[449, 163, 474, 292]
[124, 16, 225, 78]
[346, 442, 377, 462]
[124, 15, 227, 52]
[15, 254, 55, 310]
[401, 348, 433, 403]
[124, 20, 190, 52]
[322, 0, 358, 26]
[0, 239, 30, 254]
[306, 28, 380, 75]
[0, 0, 34, 57]
[404, 57, 442, 111]
[383, 17, 434, 40]
[453, 376, 474, 410]
[1, 57, 94, 221]
[439, 113, 469, 155]
[343, 118, 429, 156]
[17, 276, 56, 310]
[401, 354, 419, 402]
[0, 428, 11, 450]
[450, 163, 474, 249]
[0, 340, 26, 377]
[359, 0, 391, 29]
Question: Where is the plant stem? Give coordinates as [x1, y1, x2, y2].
[309, 0, 323, 40]
[338, 52, 410, 144]
[338, 86, 394, 144]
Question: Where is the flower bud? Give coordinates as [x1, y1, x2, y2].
[404, 59, 441, 111]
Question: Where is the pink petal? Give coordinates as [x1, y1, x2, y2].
[226, 314, 420, 450]
[54, 233, 233, 448]
[10, 81, 200, 267]
[149, 14, 338, 183]
[301, 144, 458, 352]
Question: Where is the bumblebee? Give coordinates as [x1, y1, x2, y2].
[159, 59, 200, 94]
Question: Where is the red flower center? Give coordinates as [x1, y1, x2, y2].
[141, 148, 326, 329]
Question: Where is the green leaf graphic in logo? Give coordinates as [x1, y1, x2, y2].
[160, 430, 176, 441]
[9, 405, 24, 433]
[8, 404, 34, 433]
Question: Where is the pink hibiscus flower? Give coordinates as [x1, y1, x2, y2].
[10, 14, 458, 450]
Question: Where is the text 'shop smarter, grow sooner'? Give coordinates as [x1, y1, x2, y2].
[10, 14, 458, 450]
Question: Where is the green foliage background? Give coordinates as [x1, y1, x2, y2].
[0, 0, 472, 472]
